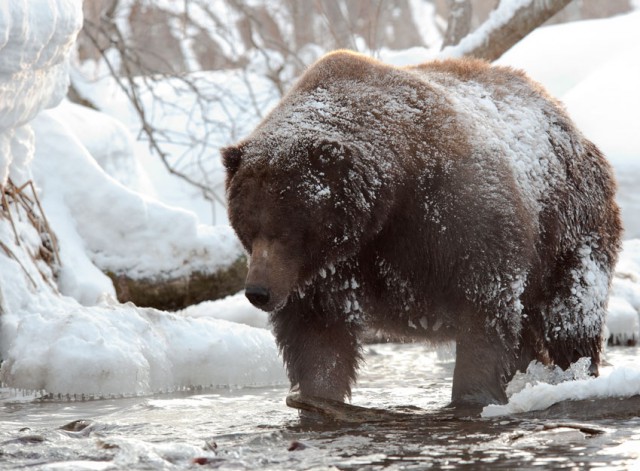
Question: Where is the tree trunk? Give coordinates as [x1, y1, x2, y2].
[444, 0, 573, 61]
[441, 0, 473, 48]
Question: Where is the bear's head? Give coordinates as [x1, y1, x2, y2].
[222, 135, 386, 311]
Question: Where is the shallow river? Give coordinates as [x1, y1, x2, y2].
[1, 344, 639, 470]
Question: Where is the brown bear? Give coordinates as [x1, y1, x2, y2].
[222, 50, 622, 409]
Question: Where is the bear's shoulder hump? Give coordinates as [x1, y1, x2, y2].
[296, 50, 389, 91]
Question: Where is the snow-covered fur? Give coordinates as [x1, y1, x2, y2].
[222, 50, 622, 407]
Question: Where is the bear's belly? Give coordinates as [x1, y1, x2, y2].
[362, 296, 458, 342]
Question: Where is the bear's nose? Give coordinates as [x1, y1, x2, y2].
[245, 285, 271, 308]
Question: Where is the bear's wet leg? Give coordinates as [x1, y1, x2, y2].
[271, 299, 361, 403]
[545, 242, 610, 375]
[450, 318, 513, 408]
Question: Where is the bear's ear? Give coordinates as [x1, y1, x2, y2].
[221, 145, 243, 175]
[308, 139, 352, 168]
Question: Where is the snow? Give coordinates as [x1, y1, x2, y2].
[55, 100, 155, 195]
[440, 0, 533, 58]
[0, 0, 285, 397]
[0, 0, 639, 411]
[606, 297, 639, 345]
[31, 108, 242, 285]
[608, 240, 640, 345]
[181, 292, 269, 330]
[497, 11, 640, 97]
[0, 0, 82, 132]
[482, 359, 640, 417]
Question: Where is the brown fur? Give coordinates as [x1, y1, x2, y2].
[222, 50, 622, 408]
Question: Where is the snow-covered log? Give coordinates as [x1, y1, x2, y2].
[30, 104, 246, 309]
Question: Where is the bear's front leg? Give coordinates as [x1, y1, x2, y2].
[270, 293, 361, 402]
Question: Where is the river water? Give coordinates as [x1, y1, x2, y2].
[1, 343, 639, 470]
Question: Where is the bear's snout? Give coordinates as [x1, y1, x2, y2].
[245, 284, 271, 308]
[245, 238, 299, 311]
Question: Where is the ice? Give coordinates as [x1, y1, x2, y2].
[483, 360, 640, 417]
[1, 295, 285, 396]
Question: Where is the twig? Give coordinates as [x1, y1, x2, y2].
[82, 18, 228, 208]
[0, 240, 38, 289]
[1, 186, 21, 246]
[18, 180, 61, 269]
[1, 179, 61, 290]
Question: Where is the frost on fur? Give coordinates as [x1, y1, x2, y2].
[224, 51, 622, 407]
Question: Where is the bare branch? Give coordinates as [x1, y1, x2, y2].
[443, 0, 573, 61]
[81, 17, 228, 208]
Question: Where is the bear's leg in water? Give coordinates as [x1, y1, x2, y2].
[544, 242, 611, 375]
[450, 311, 515, 407]
[270, 295, 361, 402]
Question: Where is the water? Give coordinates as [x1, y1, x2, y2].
[1, 344, 639, 470]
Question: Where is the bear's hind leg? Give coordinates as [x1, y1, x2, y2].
[450, 313, 515, 408]
[545, 240, 612, 375]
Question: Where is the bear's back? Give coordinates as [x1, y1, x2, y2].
[408, 58, 582, 219]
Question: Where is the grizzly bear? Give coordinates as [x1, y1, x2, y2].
[222, 50, 621, 409]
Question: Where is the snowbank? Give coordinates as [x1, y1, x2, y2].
[31, 107, 242, 302]
[0, 0, 285, 397]
[497, 11, 640, 98]
[54, 100, 155, 195]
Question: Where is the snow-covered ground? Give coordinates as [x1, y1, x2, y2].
[0, 0, 284, 398]
[0, 1, 639, 416]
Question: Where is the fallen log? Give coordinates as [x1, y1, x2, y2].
[106, 256, 247, 311]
